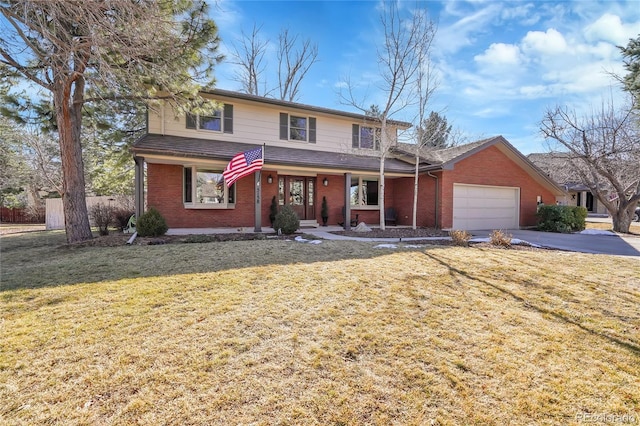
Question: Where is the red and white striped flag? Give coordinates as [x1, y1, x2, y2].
[223, 147, 264, 187]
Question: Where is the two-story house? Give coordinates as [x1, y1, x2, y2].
[131, 89, 564, 231]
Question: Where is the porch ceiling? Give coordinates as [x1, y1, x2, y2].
[133, 134, 417, 175]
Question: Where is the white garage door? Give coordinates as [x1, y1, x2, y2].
[452, 184, 519, 230]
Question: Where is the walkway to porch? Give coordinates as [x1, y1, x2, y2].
[166, 225, 446, 242]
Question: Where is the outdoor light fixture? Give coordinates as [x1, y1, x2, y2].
[323, 177, 328, 186]
[267, 175, 273, 184]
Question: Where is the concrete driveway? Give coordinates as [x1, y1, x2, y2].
[469, 229, 640, 257]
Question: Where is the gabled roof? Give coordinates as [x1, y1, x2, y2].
[395, 136, 565, 195]
[527, 152, 583, 186]
[394, 137, 494, 166]
[132, 134, 416, 174]
[200, 89, 413, 128]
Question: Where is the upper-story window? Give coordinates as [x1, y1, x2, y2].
[280, 112, 316, 143]
[186, 104, 234, 134]
[352, 124, 381, 150]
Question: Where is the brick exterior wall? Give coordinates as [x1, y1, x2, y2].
[392, 175, 437, 227]
[438, 145, 557, 229]
[146, 145, 556, 230]
[148, 164, 257, 228]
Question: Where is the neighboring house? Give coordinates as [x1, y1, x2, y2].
[131, 89, 564, 231]
[527, 153, 609, 215]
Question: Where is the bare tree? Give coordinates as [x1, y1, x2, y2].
[230, 23, 270, 96]
[540, 97, 640, 233]
[230, 24, 319, 102]
[277, 28, 319, 102]
[341, 2, 435, 230]
[412, 38, 438, 229]
[0, 118, 61, 216]
[0, 0, 221, 242]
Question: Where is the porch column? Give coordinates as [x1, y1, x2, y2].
[134, 156, 144, 219]
[254, 171, 262, 232]
[344, 172, 351, 231]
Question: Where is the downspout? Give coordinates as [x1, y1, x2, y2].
[427, 171, 439, 229]
[160, 103, 165, 135]
[134, 156, 145, 220]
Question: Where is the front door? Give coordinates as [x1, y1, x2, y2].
[586, 192, 594, 212]
[279, 176, 316, 220]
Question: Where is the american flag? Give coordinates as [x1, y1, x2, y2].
[223, 147, 264, 187]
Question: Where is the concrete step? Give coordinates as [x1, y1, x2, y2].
[300, 220, 319, 228]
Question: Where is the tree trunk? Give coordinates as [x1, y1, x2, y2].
[611, 204, 635, 233]
[379, 154, 386, 231]
[412, 155, 419, 230]
[54, 81, 93, 243]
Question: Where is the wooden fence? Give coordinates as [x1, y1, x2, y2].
[0, 207, 44, 224]
[46, 196, 132, 230]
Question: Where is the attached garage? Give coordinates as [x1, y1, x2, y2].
[452, 184, 520, 230]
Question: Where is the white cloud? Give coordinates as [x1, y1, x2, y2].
[521, 28, 567, 55]
[519, 85, 551, 98]
[474, 43, 522, 67]
[584, 13, 640, 45]
[435, 3, 504, 54]
[500, 3, 540, 26]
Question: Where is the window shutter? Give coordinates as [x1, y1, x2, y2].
[186, 113, 197, 129]
[223, 104, 233, 134]
[309, 117, 316, 143]
[352, 124, 359, 148]
[280, 113, 288, 140]
[183, 167, 193, 203]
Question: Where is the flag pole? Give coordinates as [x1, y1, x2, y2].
[254, 144, 264, 233]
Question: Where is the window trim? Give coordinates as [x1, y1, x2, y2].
[185, 104, 233, 134]
[183, 166, 236, 209]
[352, 124, 381, 150]
[280, 112, 316, 143]
[350, 175, 379, 209]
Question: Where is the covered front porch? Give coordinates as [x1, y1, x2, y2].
[133, 135, 438, 231]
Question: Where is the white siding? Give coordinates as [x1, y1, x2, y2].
[148, 96, 401, 156]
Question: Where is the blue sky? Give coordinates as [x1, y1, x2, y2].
[211, 1, 640, 154]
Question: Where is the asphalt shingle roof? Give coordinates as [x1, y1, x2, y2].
[132, 134, 417, 174]
[394, 137, 498, 165]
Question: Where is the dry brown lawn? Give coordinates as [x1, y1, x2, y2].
[1, 230, 639, 425]
[586, 220, 640, 234]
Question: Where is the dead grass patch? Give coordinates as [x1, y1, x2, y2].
[1, 232, 639, 424]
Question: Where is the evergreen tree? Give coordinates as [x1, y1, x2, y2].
[419, 111, 452, 149]
[620, 34, 640, 103]
[0, 0, 222, 242]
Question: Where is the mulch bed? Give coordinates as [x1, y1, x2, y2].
[331, 227, 449, 238]
[68, 228, 551, 252]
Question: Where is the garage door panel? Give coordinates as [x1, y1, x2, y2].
[453, 184, 519, 230]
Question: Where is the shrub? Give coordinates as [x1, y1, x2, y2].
[89, 202, 115, 236]
[269, 196, 278, 225]
[113, 208, 136, 231]
[537, 205, 587, 233]
[273, 204, 300, 235]
[136, 207, 168, 237]
[571, 206, 588, 231]
[449, 229, 472, 246]
[321, 196, 329, 219]
[490, 229, 512, 247]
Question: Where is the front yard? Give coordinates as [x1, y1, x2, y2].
[1, 230, 639, 424]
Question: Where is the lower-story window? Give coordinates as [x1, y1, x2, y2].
[183, 167, 235, 208]
[350, 176, 378, 206]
